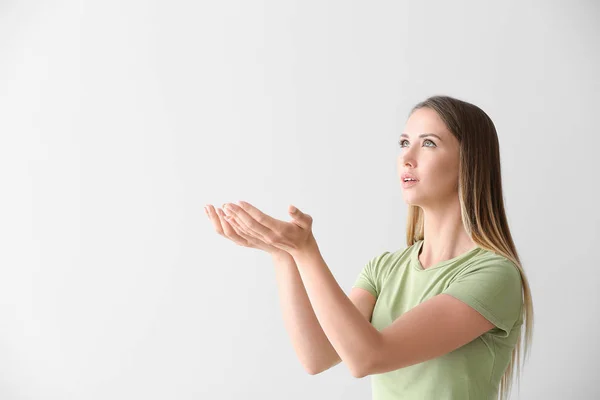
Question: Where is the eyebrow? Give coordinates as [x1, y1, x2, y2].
[400, 133, 443, 141]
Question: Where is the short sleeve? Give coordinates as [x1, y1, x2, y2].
[442, 259, 524, 337]
[352, 251, 393, 299]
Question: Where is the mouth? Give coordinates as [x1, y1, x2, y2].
[402, 178, 419, 188]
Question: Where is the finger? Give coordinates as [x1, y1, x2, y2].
[225, 214, 246, 236]
[288, 204, 312, 229]
[224, 203, 275, 239]
[226, 211, 270, 243]
[226, 214, 263, 245]
[222, 209, 251, 236]
[205, 205, 225, 236]
[234, 201, 281, 232]
[216, 208, 251, 246]
[217, 208, 239, 237]
[224, 211, 270, 249]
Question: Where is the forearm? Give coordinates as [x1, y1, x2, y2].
[271, 251, 341, 374]
[291, 238, 381, 378]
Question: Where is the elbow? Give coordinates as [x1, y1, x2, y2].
[349, 358, 372, 379]
[351, 365, 369, 379]
[305, 367, 320, 376]
[305, 355, 342, 375]
[351, 370, 363, 379]
[352, 344, 380, 378]
[303, 362, 324, 376]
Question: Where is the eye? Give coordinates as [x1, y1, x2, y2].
[398, 139, 437, 148]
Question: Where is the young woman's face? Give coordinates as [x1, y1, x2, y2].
[397, 107, 461, 208]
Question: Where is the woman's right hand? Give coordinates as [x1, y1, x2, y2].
[204, 204, 288, 257]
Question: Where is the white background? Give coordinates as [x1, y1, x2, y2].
[1, 0, 599, 399]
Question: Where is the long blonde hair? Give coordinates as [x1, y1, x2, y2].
[405, 95, 534, 400]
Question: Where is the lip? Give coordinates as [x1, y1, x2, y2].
[402, 179, 419, 189]
[401, 172, 419, 189]
[401, 172, 419, 182]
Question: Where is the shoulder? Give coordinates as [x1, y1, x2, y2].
[442, 250, 524, 337]
[459, 249, 522, 280]
[446, 250, 524, 304]
[368, 244, 416, 271]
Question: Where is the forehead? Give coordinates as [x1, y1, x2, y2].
[403, 107, 449, 138]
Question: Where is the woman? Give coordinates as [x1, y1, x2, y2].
[204, 95, 534, 400]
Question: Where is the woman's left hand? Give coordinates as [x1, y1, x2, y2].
[221, 201, 316, 256]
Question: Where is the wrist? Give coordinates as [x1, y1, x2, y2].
[270, 249, 292, 262]
[290, 234, 319, 260]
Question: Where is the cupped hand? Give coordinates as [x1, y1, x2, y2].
[217, 201, 315, 257]
[204, 204, 285, 256]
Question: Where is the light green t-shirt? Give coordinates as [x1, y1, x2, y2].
[353, 239, 524, 400]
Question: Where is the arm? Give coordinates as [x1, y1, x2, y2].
[272, 252, 377, 375]
[219, 202, 498, 378]
[209, 201, 377, 375]
[291, 237, 501, 378]
[291, 238, 383, 378]
[272, 251, 341, 375]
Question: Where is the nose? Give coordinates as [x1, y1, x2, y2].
[398, 141, 418, 168]
[400, 151, 415, 168]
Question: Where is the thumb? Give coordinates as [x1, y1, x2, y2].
[288, 205, 310, 228]
[288, 204, 301, 217]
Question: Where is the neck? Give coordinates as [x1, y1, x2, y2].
[418, 195, 477, 268]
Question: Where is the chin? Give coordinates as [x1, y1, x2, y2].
[401, 196, 418, 206]
[401, 191, 423, 205]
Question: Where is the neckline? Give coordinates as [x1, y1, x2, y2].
[411, 239, 482, 271]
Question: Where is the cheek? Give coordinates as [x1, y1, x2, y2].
[438, 162, 460, 189]
[427, 159, 459, 187]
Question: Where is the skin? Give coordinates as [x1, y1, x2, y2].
[205, 106, 478, 268]
[399, 107, 478, 269]
[202, 107, 495, 377]
[203, 203, 292, 257]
